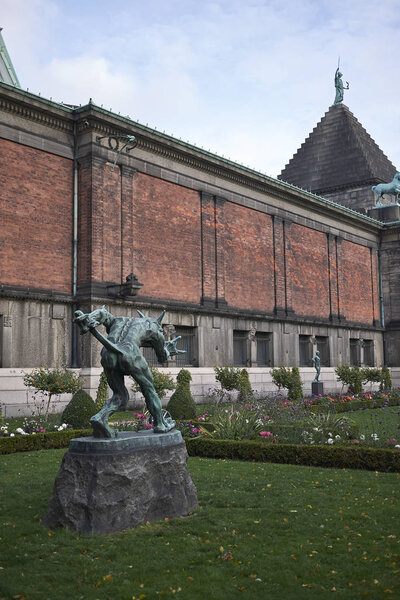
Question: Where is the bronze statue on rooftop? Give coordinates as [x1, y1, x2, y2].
[372, 173, 400, 206]
[334, 67, 349, 105]
[74, 306, 184, 438]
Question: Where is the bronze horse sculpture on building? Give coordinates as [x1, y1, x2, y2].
[74, 306, 184, 438]
[372, 173, 400, 206]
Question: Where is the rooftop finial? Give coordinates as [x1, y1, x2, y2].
[333, 58, 349, 105]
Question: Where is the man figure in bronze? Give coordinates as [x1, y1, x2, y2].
[74, 306, 184, 438]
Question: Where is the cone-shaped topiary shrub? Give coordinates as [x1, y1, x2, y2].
[237, 368, 252, 401]
[62, 389, 98, 429]
[95, 370, 109, 410]
[167, 369, 197, 421]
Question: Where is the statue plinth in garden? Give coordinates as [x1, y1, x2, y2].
[43, 307, 198, 534]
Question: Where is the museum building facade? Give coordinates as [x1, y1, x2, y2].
[1, 40, 399, 408]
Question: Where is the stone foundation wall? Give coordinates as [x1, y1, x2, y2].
[1, 365, 390, 418]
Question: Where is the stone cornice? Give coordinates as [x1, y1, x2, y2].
[0, 83, 73, 133]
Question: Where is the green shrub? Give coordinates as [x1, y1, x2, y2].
[380, 367, 392, 391]
[95, 371, 109, 410]
[335, 365, 363, 395]
[0, 428, 91, 455]
[131, 366, 175, 399]
[167, 369, 196, 420]
[214, 366, 252, 400]
[336, 366, 393, 395]
[270, 367, 303, 402]
[23, 367, 82, 416]
[214, 366, 241, 391]
[207, 405, 263, 440]
[62, 390, 97, 429]
[237, 369, 252, 401]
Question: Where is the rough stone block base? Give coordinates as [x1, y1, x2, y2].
[311, 381, 324, 396]
[43, 430, 198, 534]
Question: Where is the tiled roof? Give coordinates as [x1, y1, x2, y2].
[278, 104, 397, 194]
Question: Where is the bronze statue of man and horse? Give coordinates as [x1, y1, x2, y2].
[74, 306, 184, 438]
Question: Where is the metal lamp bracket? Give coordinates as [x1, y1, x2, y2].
[96, 134, 138, 172]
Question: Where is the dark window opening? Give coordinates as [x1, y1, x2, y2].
[299, 335, 312, 366]
[363, 339, 374, 366]
[174, 326, 195, 367]
[256, 333, 272, 366]
[316, 336, 330, 367]
[350, 338, 361, 366]
[233, 331, 247, 366]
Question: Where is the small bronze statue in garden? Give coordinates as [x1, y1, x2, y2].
[74, 306, 184, 438]
[312, 350, 321, 383]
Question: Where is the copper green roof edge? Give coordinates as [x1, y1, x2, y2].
[0, 85, 386, 228]
[0, 30, 20, 87]
[0, 80, 73, 112]
[81, 102, 383, 227]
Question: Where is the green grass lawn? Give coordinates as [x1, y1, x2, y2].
[347, 406, 400, 442]
[0, 451, 399, 599]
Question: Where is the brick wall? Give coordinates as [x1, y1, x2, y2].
[0, 139, 73, 292]
[223, 202, 274, 311]
[287, 224, 330, 318]
[75, 161, 378, 326]
[132, 173, 202, 303]
[338, 240, 375, 324]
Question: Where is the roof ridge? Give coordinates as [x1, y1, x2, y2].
[0, 29, 20, 87]
[344, 105, 396, 180]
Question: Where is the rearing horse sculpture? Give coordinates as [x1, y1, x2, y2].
[74, 306, 184, 438]
[372, 173, 400, 206]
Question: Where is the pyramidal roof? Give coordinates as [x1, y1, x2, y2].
[278, 103, 397, 194]
[0, 28, 20, 87]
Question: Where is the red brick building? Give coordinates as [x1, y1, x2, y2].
[1, 37, 399, 411]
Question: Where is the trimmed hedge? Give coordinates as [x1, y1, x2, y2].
[2, 427, 399, 473]
[185, 437, 400, 473]
[0, 429, 91, 455]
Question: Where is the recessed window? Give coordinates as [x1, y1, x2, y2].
[174, 326, 196, 367]
[363, 339, 374, 366]
[256, 333, 272, 366]
[233, 331, 247, 366]
[350, 338, 360, 366]
[316, 336, 330, 367]
[299, 335, 312, 366]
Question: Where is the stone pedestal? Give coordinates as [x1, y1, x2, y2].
[368, 203, 400, 223]
[311, 381, 324, 396]
[43, 430, 198, 535]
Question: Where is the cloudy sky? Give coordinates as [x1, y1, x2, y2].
[1, 0, 400, 177]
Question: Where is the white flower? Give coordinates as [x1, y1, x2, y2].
[327, 438, 334, 444]
[371, 433, 379, 441]
[10, 433, 15, 437]
[335, 435, 341, 440]
[16, 428, 27, 435]
[360, 434, 365, 441]
[328, 432, 332, 437]
[395, 445, 400, 449]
